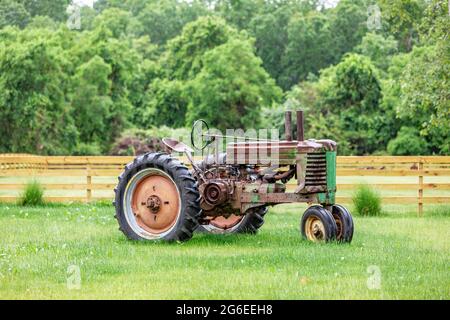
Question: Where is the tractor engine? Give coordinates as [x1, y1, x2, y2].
[197, 163, 256, 218]
[196, 161, 294, 220]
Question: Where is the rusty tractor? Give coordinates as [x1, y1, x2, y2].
[114, 110, 353, 243]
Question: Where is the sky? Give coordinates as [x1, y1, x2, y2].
[73, 0, 95, 7]
[72, 0, 340, 9]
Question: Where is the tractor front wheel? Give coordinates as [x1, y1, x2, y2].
[301, 205, 337, 242]
[331, 204, 354, 243]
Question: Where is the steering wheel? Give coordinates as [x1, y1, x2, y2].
[191, 119, 215, 151]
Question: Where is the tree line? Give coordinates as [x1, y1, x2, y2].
[0, 0, 448, 155]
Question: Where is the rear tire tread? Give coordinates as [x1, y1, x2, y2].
[114, 152, 201, 242]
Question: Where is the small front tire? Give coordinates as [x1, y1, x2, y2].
[331, 204, 354, 243]
[301, 205, 337, 242]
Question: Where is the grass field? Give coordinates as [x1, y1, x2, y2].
[0, 203, 449, 300]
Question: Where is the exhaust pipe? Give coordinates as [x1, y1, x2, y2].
[285, 110, 304, 141]
[284, 111, 292, 141]
[297, 110, 304, 142]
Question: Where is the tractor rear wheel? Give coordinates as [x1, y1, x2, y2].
[301, 205, 337, 242]
[198, 206, 268, 234]
[114, 153, 201, 242]
[331, 204, 354, 243]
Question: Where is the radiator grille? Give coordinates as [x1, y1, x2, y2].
[305, 152, 327, 186]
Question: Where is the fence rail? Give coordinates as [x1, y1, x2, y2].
[1, 155, 449, 215]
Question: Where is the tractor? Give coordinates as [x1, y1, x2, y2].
[114, 110, 354, 243]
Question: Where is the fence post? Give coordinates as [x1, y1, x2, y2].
[418, 157, 423, 216]
[86, 163, 92, 203]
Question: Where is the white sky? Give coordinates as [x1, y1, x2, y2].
[73, 0, 95, 7]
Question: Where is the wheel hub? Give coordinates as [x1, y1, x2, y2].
[312, 221, 324, 238]
[146, 195, 162, 213]
[305, 216, 326, 242]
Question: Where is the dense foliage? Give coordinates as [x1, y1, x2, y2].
[0, 0, 448, 155]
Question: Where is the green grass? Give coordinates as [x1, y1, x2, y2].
[353, 184, 382, 216]
[18, 180, 45, 207]
[0, 203, 449, 300]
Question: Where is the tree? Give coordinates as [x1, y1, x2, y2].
[94, 0, 148, 15]
[279, 11, 333, 89]
[163, 16, 241, 81]
[328, 0, 368, 60]
[136, 0, 209, 46]
[0, 0, 30, 29]
[0, 29, 77, 154]
[214, 0, 263, 30]
[377, 0, 425, 52]
[248, 1, 324, 89]
[70, 55, 113, 148]
[18, 0, 72, 22]
[27, 15, 58, 30]
[355, 32, 398, 71]
[397, 45, 449, 154]
[70, 9, 146, 147]
[248, 7, 289, 84]
[324, 54, 383, 155]
[92, 7, 139, 39]
[186, 39, 282, 130]
[387, 126, 429, 155]
[79, 6, 97, 31]
[300, 54, 383, 155]
[142, 78, 188, 128]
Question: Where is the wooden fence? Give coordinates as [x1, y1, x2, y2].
[0, 155, 449, 215]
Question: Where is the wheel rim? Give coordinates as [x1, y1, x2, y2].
[211, 215, 244, 229]
[333, 213, 343, 240]
[203, 215, 245, 233]
[305, 216, 326, 242]
[123, 168, 181, 239]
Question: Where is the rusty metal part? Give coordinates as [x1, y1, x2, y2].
[309, 139, 337, 151]
[240, 192, 315, 204]
[226, 141, 298, 165]
[162, 138, 193, 153]
[239, 190, 315, 213]
[332, 212, 343, 240]
[131, 171, 180, 234]
[304, 216, 326, 242]
[204, 181, 229, 206]
[163, 137, 207, 184]
[209, 215, 244, 230]
[297, 110, 304, 142]
[226, 140, 335, 166]
[285, 111, 293, 141]
[146, 195, 162, 213]
[262, 168, 296, 183]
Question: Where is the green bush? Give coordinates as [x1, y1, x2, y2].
[19, 181, 45, 206]
[352, 184, 382, 216]
[72, 143, 102, 156]
[387, 126, 429, 155]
